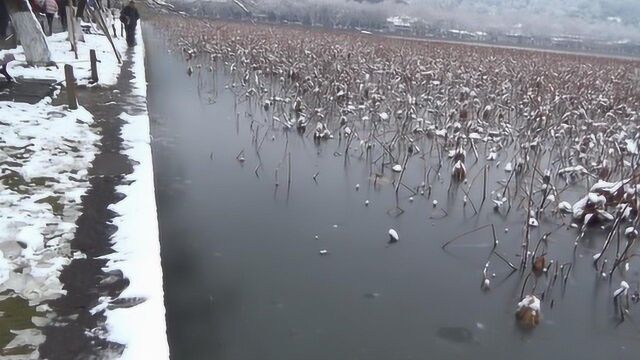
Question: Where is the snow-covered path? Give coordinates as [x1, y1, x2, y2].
[100, 25, 170, 360]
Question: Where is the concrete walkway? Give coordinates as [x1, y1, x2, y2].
[0, 20, 167, 359]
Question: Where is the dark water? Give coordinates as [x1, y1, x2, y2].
[145, 25, 640, 360]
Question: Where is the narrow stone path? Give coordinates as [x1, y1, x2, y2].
[38, 46, 146, 360]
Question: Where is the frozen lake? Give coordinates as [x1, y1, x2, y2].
[145, 24, 640, 360]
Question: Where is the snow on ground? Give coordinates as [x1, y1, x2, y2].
[0, 97, 97, 304]
[102, 24, 170, 360]
[0, 17, 154, 358]
[0, 13, 167, 358]
[0, 20, 127, 86]
[0, 97, 99, 357]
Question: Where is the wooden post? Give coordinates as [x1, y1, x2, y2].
[90, 49, 98, 83]
[64, 64, 78, 110]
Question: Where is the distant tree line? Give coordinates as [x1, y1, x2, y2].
[170, 0, 390, 30]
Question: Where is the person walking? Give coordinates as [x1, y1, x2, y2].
[42, 0, 59, 36]
[57, 0, 68, 31]
[119, 0, 139, 47]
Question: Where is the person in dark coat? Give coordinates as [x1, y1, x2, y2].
[42, 0, 59, 36]
[57, 0, 68, 31]
[119, 0, 139, 47]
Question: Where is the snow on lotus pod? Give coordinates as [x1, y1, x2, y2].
[558, 165, 589, 177]
[313, 122, 331, 140]
[588, 192, 607, 206]
[515, 295, 541, 328]
[613, 281, 629, 298]
[572, 192, 607, 220]
[388, 229, 399, 243]
[558, 201, 572, 213]
[434, 129, 447, 138]
[596, 209, 614, 222]
[589, 180, 626, 203]
[492, 197, 507, 210]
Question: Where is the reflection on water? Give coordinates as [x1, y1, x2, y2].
[145, 25, 640, 360]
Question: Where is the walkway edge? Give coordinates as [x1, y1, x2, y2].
[102, 24, 170, 360]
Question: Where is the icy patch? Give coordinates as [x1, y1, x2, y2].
[102, 25, 169, 360]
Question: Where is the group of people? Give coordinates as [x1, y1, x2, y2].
[33, 0, 62, 36]
[0, 1, 66, 39]
[1, 0, 139, 84]
[0, 0, 139, 47]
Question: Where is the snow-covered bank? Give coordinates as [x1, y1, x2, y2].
[102, 24, 170, 360]
[0, 24, 127, 86]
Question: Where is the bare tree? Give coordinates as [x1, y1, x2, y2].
[5, 0, 51, 65]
